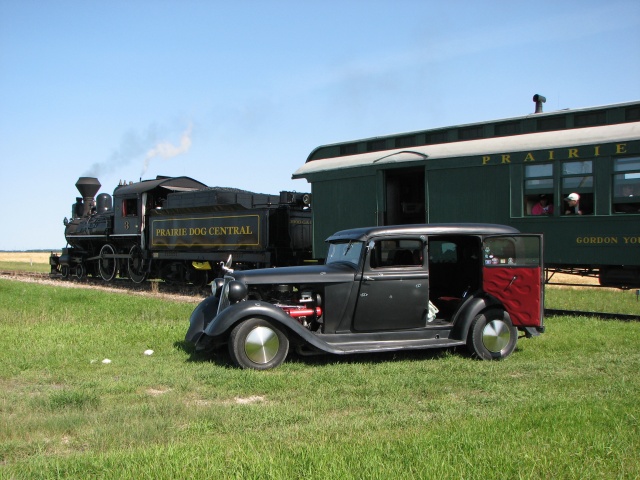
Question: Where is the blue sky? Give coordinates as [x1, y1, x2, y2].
[1, 0, 639, 250]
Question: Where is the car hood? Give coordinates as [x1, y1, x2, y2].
[229, 262, 357, 285]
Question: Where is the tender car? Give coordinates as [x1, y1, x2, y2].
[186, 223, 544, 369]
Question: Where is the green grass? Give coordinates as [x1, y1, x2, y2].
[545, 285, 640, 315]
[0, 279, 639, 479]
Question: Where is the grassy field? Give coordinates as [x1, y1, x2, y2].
[0, 252, 55, 274]
[0, 278, 638, 479]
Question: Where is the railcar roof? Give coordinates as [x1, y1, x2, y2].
[293, 121, 640, 179]
[326, 223, 519, 242]
[113, 176, 207, 196]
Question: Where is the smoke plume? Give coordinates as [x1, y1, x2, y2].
[141, 123, 193, 177]
[83, 123, 193, 179]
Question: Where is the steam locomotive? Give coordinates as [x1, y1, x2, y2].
[50, 176, 313, 286]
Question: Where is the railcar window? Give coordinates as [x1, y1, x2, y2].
[429, 241, 458, 264]
[524, 164, 554, 215]
[562, 160, 593, 215]
[613, 157, 640, 214]
[483, 237, 540, 267]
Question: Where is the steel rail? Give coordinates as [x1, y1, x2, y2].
[544, 309, 640, 322]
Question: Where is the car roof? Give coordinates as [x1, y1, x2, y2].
[326, 223, 520, 242]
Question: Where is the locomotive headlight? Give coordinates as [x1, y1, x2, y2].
[227, 281, 248, 303]
[212, 278, 225, 297]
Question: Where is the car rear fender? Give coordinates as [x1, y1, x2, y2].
[450, 294, 504, 340]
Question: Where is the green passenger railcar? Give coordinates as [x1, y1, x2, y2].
[293, 99, 640, 287]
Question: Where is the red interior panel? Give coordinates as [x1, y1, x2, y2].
[482, 267, 541, 327]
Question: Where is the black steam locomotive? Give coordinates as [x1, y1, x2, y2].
[50, 176, 313, 286]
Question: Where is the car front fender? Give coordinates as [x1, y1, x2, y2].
[185, 295, 220, 345]
[203, 301, 345, 354]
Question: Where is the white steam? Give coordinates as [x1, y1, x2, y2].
[140, 123, 193, 177]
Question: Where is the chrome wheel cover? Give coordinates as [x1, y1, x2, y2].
[244, 326, 280, 364]
[482, 319, 511, 352]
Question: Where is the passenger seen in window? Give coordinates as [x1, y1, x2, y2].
[564, 193, 584, 215]
[531, 194, 553, 215]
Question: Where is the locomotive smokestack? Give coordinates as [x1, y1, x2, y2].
[75, 177, 101, 216]
[533, 94, 546, 114]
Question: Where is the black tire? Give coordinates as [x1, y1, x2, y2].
[467, 309, 517, 360]
[60, 265, 70, 279]
[228, 318, 289, 370]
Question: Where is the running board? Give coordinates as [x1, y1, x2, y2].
[321, 337, 466, 354]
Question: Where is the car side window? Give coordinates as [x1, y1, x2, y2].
[428, 240, 458, 264]
[483, 236, 540, 266]
[370, 239, 423, 268]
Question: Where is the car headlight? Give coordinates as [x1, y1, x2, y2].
[228, 281, 248, 303]
[212, 277, 225, 297]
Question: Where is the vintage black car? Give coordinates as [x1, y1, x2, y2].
[186, 224, 544, 369]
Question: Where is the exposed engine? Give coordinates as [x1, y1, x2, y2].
[248, 284, 323, 331]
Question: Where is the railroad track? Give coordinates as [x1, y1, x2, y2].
[544, 309, 640, 322]
[2, 270, 638, 320]
[0, 269, 206, 301]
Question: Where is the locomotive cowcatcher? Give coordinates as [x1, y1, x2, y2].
[50, 176, 313, 285]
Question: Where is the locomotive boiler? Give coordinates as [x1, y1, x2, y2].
[50, 176, 313, 286]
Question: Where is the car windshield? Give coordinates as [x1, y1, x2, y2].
[326, 240, 364, 267]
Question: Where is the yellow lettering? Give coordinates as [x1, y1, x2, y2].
[568, 148, 579, 159]
[501, 154, 511, 164]
[576, 236, 620, 245]
[594, 145, 600, 157]
[524, 152, 535, 162]
[616, 143, 627, 154]
[482, 156, 491, 165]
[548, 150, 555, 160]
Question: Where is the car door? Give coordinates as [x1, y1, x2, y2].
[352, 237, 429, 331]
[482, 234, 544, 327]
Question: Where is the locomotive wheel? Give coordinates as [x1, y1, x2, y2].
[128, 245, 147, 284]
[99, 244, 118, 282]
[228, 318, 289, 370]
[61, 265, 70, 279]
[467, 308, 517, 360]
[74, 263, 86, 280]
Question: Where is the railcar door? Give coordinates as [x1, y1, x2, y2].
[482, 235, 544, 328]
[353, 237, 429, 331]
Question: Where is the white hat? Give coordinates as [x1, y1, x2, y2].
[565, 193, 580, 202]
